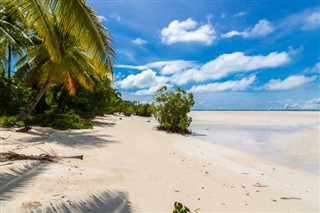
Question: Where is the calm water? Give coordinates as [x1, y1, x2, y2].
[190, 117, 319, 174]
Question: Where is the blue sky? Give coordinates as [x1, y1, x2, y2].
[88, 0, 320, 110]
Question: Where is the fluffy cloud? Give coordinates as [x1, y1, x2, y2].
[116, 60, 196, 75]
[161, 18, 216, 45]
[132, 38, 147, 45]
[171, 51, 290, 84]
[117, 51, 290, 89]
[134, 84, 172, 96]
[222, 19, 274, 39]
[189, 75, 256, 93]
[117, 69, 168, 89]
[264, 75, 316, 90]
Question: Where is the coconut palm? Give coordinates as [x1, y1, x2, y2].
[5, 0, 114, 72]
[15, 16, 110, 121]
[2, 0, 114, 121]
[0, 4, 32, 78]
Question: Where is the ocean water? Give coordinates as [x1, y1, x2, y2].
[189, 111, 320, 174]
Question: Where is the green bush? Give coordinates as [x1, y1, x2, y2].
[152, 86, 194, 134]
[27, 111, 92, 130]
[0, 76, 33, 116]
[1, 116, 24, 127]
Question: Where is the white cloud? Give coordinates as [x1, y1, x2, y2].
[303, 11, 320, 30]
[264, 75, 316, 90]
[117, 51, 290, 87]
[222, 19, 274, 39]
[190, 75, 256, 93]
[117, 69, 168, 89]
[115, 60, 197, 75]
[172, 51, 290, 84]
[161, 18, 216, 45]
[109, 12, 121, 21]
[283, 98, 320, 110]
[134, 84, 172, 96]
[303, 62, 320, 74]
[132, 38, 147, 45]
[97, 15, 107, 22]
[234, 12, 247, 17]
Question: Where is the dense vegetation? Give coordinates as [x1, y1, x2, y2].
[152, 86, 194, 134]
[0, 0, 152, 130]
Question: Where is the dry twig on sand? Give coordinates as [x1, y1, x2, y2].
[0, 151, 57, 162]
[0, 151, 83, 163]
[280, 197, 302, 200]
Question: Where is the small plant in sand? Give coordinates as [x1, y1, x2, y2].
[152, 86, 194, 134]
[173, 202, 191, 213]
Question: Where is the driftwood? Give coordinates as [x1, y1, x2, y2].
[16, 125, 32, 132]
[0, 151, 83, 163]
[280, 197, 301, 200]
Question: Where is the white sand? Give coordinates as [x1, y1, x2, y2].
[0, 112, 319, 212]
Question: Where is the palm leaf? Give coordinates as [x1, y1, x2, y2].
[45, 0, 114, 70]
[7, 0, 60, 63]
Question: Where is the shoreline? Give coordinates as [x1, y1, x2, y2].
[189, 111, 320, 175]
[0, 113, 319, 212]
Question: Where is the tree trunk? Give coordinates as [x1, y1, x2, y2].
[18, 80, 50, 121]
[8, 43, 11, 78]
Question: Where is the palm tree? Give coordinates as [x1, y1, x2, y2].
[2, 0, 114, 121]
[0, 4, 32, 78]
[15, 15, 112, 121]
[5, 0, 114, 71]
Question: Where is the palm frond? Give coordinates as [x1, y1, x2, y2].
[45, 0, 114, 71]
[7, 0, 60, 63]
[64, 72, 76, 95]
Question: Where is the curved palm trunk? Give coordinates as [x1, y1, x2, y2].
[18, 80, 50, 121]
[8, 43, 11, 78]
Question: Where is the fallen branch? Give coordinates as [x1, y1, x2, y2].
[16, 125, 32, 133]
[0, 151, 56, 162]
[280, 197, 301, 200]
[0, 151, 83, 163]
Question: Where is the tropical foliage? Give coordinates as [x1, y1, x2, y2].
[0, 75, 33, 116]
[1, 0, 114, 121]
[152, 86, 194, 134]
[0, 0, 154, 130]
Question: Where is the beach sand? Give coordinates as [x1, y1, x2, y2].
[0, 112, 319, 212]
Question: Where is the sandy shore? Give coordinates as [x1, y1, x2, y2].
[0, 113, 319, 212]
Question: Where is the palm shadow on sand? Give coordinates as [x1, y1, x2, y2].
[0, 161, 48, 201]
[43, 190, 135, 213]
[0, 163, 135, 212]
[17, 118, 119, 148]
